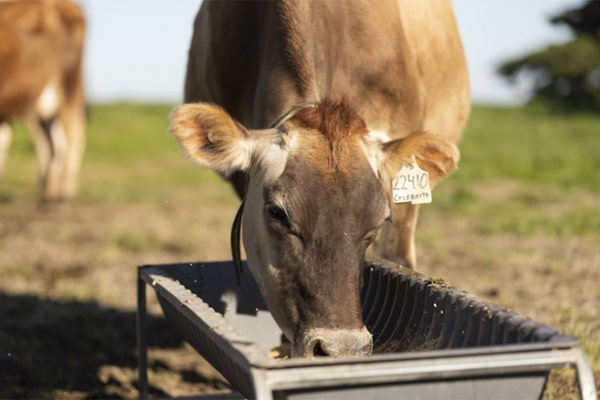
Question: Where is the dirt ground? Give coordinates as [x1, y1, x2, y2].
[0, 185, 598, 399]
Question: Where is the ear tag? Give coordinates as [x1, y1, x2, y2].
[392, 157, 432, 204]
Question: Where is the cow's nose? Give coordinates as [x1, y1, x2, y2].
[303, 327, 373, 357]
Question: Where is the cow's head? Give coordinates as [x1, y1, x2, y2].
[170, 100, 458, 357]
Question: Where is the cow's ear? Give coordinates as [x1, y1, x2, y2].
[378, 132, 459, 187]
[170, 103, 252, 175]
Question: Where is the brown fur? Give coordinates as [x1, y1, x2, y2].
[186, 0, 470, 138]
[289, 99, 368, 142]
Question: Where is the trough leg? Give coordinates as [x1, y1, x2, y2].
[137, 272, 149, 400]
[574, 347, 597, 400]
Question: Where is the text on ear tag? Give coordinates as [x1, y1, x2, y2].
[392, 159, 432, 204]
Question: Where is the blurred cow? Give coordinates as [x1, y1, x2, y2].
[0, 0, 86, 201]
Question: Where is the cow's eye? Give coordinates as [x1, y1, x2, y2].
[266, 204, 288, 225]
[363, 229, 380, 246]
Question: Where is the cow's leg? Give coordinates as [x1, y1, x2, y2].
[59, 106, 86, 199]
[0, 122, 12, 179]
[27, 85, 54, 189]
[25, 114, 52, 186]
[27, 83, 70, 201]
[42, 116, 68, 201]
[26, 113, 68, 201]
[375, 203, 420, 269]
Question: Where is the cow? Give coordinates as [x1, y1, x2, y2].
[0, 0, 86, 201]
[170, 0, 470, 358]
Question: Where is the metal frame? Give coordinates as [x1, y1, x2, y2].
[137, 262, 597, 400]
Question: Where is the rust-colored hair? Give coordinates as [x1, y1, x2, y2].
[290, 99, 368, 141]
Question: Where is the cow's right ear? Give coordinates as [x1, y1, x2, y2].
[169, 103, 252, 175]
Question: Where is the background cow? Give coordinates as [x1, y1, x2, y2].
[170, 0, 470, 358]
[0, 0, 86, 201]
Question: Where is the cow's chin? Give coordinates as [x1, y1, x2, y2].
[292, 326, 373, 358]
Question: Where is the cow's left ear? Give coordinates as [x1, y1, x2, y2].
[169, 103, 252, 176]
[378, 132, 460, 187]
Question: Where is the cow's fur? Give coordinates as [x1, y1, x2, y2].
[0, 0, 86, 201]
[171, 0, 469, 357]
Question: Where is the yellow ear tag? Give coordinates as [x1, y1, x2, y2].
[392, 157, 432, 205]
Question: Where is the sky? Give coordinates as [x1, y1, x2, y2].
[79, 0, 577, 105]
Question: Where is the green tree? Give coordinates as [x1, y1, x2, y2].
[498, 1, 600, 110]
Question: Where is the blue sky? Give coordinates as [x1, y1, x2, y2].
[80, 0, 576, 105]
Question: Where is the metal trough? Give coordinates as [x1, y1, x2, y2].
[137, 259, 596, 400]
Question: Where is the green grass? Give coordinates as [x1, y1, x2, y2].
[83, 103, 232, 202]
[454, 105, 599, 190]
[429, 105, 600, 238]
[86, 103, 176, 163]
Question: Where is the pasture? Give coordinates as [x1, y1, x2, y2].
[0, 103, 598, 398]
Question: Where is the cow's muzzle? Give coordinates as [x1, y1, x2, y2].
[295, 326, 373, 358]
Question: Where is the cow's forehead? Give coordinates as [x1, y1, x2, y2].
[286, 127, 368, 178]
[263, 129, 388, 233]
[251, 101, 376, 186]
[285, 99, 369, 143]
[281, 99, 373, 176]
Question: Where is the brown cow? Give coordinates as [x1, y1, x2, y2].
[0, 0, 86, 201]
[170, 0, 470, 358]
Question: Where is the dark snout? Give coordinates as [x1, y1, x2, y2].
[295, 326, 373, 358]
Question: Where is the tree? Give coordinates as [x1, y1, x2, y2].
[498, 1, 600, 110]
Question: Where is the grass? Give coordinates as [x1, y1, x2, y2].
[432, 183, 600, 237]
[86, 103, 176, 163]
[82, 103, 237, 205]
[453, 105, 600, 190]
[428, 105, 600, 238]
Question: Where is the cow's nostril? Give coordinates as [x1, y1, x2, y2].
[311, 340, 328, 357]
[303, 328, 373, 358]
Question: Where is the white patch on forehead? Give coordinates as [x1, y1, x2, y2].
[361, 130, 391, 177]
[250, 128, 300, 184]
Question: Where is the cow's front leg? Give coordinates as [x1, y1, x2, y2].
[375, 203, 420, 269]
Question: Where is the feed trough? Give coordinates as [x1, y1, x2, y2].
[137, 259, 596, 400]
